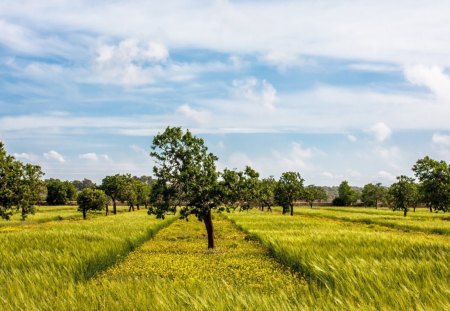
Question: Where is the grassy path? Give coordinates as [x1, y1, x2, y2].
[75, 215, 313, 310]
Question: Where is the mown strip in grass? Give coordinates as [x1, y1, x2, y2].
[70, 215, 315, 310]
[295, 207, 450, 235]
[226, 211, 450, 310]
[0, 210, 176, 310]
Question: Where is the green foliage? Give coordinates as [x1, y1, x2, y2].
[149, 126, 219, 248]
[257, 176, 277, 211]
[388, 175, 419, 217]
[101, 174, 128, 214]
[412, 156, 450, 212]
[275, 171, 304, 215]
[304, 185, 327, 208]
[71, 178, 96, 191]
[77, 188, 107, 219]
[336, 180, 357, 206]
[45, 179, 77, 205]
[361, 182, 386, 207]
[0, 142, 45, 220]
[219, 166, 260, 211]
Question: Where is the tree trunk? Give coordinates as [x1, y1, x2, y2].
[290, 203, 294, 216]
[429, 206, 432, 212]
[413, 206, 416, 212]
[83, 209, 87, 219]
[113, 199, 117, 215]
[310, 202, 313, 208]
[404, 209, 407, 217]
[21, 206, 25, 220]
[204, 209, 215, 249]
[267, 206, 272, 212]
[282, 206, 287, 214]
[105, 204, 109, 216]
[136, 204, 140, 210]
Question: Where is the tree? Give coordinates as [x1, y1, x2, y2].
[45, 179, 77, 205]
[304, 185, 327, 208]
[361, 183, 386, 208]
[76, 188, 107, 219]
[412, 156, 450, 213]
[258, 176, 277, 212]
[0, 142, 44, 220]
[219, 168, 243, 211]
[72, 178, 96, 191]
[101, 174, 127, 215]
[134, 180, 151, 210]
[240, 166, 260, 211]
[337, 181, 357, 206]
[149, 127, 220, 249]
[275, 172, 304, 216]
[388, 175, 419, 217]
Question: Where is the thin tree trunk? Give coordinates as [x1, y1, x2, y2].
[429, 206, 432, 212]
[310, 202, 313, 208]
[290, 203, 294, 216]
[404, 209, 407, 217]
[136, 204, 140, 210]
[83, 209, 87, 219]
[113, 199, 117, 215]
[105, 204, 109, 216]
[204, 209, 214, 249]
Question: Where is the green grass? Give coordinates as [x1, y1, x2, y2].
[295, 206, 450, 235]
[226, 209, 450, 310]
[0, 210, 176, 310]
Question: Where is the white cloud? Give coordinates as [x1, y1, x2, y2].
[368, 122, 391, 142]
[376, 146, 400, 160]
[176, 104, 211, 124]
[79, 153, 99, 161]
[347, 134, 357, 142]
[260, 51, 306, 69]
[376, 170, 396, 182]
[432, 133, 450, 147]
[232, 78, 277, 110]
[130, 144, 148, 157]
[43, 150, 65, 163]
[13, 152, 37, 161]
[404, 65, 450, 101]
[322, 171, 334, 179]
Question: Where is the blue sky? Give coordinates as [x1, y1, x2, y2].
[1, 0, 450, 186]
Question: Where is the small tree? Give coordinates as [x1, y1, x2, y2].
[304, 185, 327, 208]
[45, 179, 76, 205]
[388, 175, 419, 217]
[134, 180, 151, 210]
[101, 174, 127, 215]
[412, 156, 450, 213]
[18, 164, 46, 220]
[219, 168, 243, 211]
[258, 176, 277, 212]
[361, 183, 386, 208]
[275, 172, 304, 216]
[337, 180, 357, 206]
[149, 127, 220, 249]
[77, 188, 107, 219]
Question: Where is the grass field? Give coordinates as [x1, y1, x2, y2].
[1, 206, 449, 310]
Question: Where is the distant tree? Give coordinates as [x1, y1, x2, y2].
[304, 185, 327, 208]
[240, 166, 260, 211]
[275, 172, 304, 216]
[412, 156, 450, 213]
[337, 181, 357, 206]
[45, 179, 77, 205]
[361, 183, 386, 208]
[72, 178, 96, 191]
[388, 175, 419, 217]
[149, 127, 220, 249]
[101, 174, 127, 215]
[134, 180, 151, 210]
[257, 176, 277, 212]
[76, 188, 107, 219]
[0, 143, 45, 220]
[219, 168, 243, 211]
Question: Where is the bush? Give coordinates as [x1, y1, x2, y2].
[332, 197, 346, 206]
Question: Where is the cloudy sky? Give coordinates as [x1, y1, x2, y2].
[1, 0, 450, 186]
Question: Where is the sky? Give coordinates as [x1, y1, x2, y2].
[1, 0, 450, 186]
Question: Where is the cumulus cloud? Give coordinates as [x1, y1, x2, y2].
[376, 170, 396, 182]
[176, 104, 211, 124]
[79, 153, 111, 161]
[13, 152, 37, 161]
[368, 122, 391, 142]
[260, 51, 306, 70]
[94, 39, 168, 86]
[44, 150, 65, 163]
[404, 65, 450, 101]
[232, 78, 277, 110]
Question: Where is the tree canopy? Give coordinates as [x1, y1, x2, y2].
[149, 127, 220, 249]
[388, 175, 419, 217]
[275, 171, 304, 216]
[76, 188, 107, 219]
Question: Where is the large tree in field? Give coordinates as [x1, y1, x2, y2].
[275, 171, 304, 216]
[257, 176, 277, 212]
[412, 156, 450, 213]
[388, 175, 419, 217]
[337, 180, 357, 206]
[45, 179, 77, 205]
[0, 142, 45, 220]
[149, 127, 220, 249]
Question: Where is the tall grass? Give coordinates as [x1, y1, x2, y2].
[0, 210, 176, 310]
[226, 210, 450, 310]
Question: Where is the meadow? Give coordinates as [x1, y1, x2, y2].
[1, 206, 449, 310]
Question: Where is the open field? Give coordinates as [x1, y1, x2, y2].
[1, 206, 449, 310]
